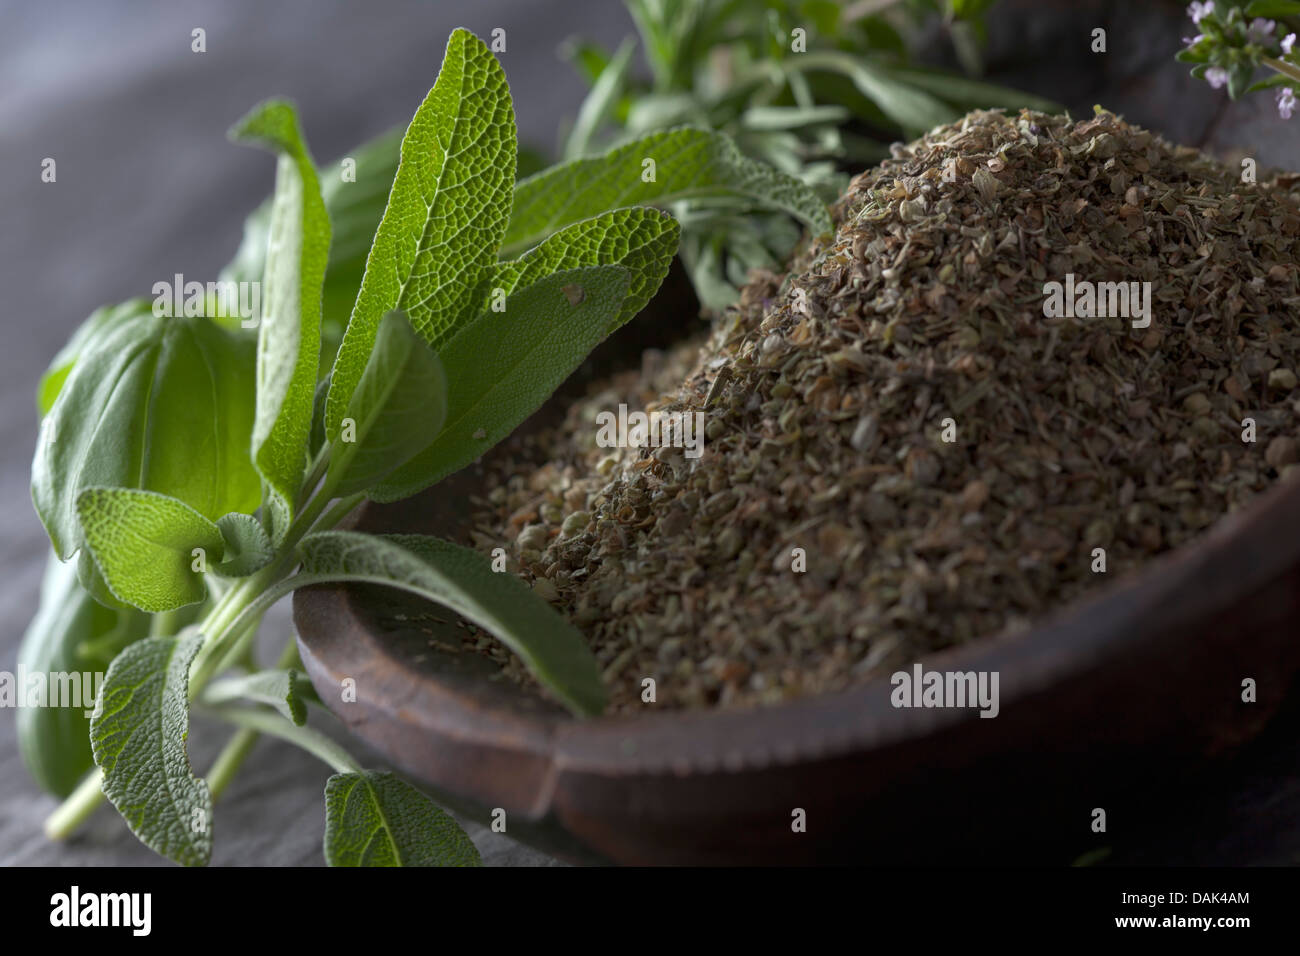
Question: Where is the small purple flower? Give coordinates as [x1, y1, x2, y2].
[1247, 18, 1276, 45]
[1278, 87, 1297, 120]
[1188, 1, 1214, 24]
[1205, 66, 1229, 89]
[1182, 33, 1205, 48]
[1283, 33, 1296, 55]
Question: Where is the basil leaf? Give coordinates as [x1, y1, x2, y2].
[76, 488, 223, 612]
[295, 531, 606, 716]
[201, 669, 308, 726]
[323, 771, 481, 867]
[326, 28, 516, 440]
[491, 206, 679, 335]
[213, 512, 274, 578]
[230, 99, 331, 543]
[90, 630, 212, 867]
[328, 311, 448, 497]
[370, 265, 630, 502]
[501, 127, 830, 258]
[16, 552, 148, 796]
[32, 312, 260, 580]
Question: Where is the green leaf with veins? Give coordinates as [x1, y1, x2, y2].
[490, 206, 679, 335]
[32, 310, 259, 586]
[501, 127, 830, 258]
[370, 265, 630, 503]
[324, 771, 481, 867]
[90, 629, 211, 867]
[213, 512, 274, 578]
[329, 311, 448, 497]
[229, 99, 331, 543]
[76, 488, 223, 612]
[295, 531, 606, 716]
[201, 669, 309, 726]
[326, 28, 516, 440]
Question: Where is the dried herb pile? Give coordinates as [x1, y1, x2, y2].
[469, 108, 1300, 713]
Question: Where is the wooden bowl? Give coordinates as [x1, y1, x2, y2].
[294, 404, 1300, 864]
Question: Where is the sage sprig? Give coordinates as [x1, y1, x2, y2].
[22, 27, 826, 866]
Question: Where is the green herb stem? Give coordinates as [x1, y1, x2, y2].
[1263, 56, 1300, 85]
[207, 706, 359, 774]
[44, 768, 104, 840]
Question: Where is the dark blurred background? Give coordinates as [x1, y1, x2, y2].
[2, 0, 1297, 866]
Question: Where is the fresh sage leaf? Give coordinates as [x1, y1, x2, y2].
[323, 771, 481, 867]
[32, 311, 260, 582]
[16, 552, 148, 796]
[76, 488, 224, 612]
[328, 311, 448, 497]
[213, 512, 274, 578]
[326, 28, 516, 441]
[221, 127, 402, 364]
[230, 99, 331, 543]
[90, 629, 211, 867]
[501, 127, 831, 258]
[201, 669, 308, 726]
[36, 299, 153, 416]
[491, 206, 679, 336]
[295, 531, 606, 716]
[370, 265, 630, 502]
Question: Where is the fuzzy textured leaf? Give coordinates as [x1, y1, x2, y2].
[501, 127, 830, 257]
[90, 630, 211, 867]
[326, 28, 516, 439]
[32, 311, 259, 585]
[490, 207, 678, 336]
[295, 531, 606, 716]
[76, 488, 223, 612]
[230, 99, 331, 542]
[213, 512, 274, 578]
[329, 311, 448, 497]
[324, 771, 481, 867]
[371, 265, 629, 502]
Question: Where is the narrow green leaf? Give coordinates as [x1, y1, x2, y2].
[32, 312, 259, 579]
[90, 630, 211, 867]
[739, 104, 851, 131]
[329, 311, 448, 497]
[1245, 0, 1300, 17]
[201, 669, 308, 725]
[16, 552, 148, 796]
[326, 28, 517, 440]
[324, 771, 481, 867]
[221, 127, 403, 358]
[491, 207, 679, 335]
[230, 99, 331, 542]
[880, 66, 1061, 114]
[371, 265, 630, 502]
[213, 512, 274, 578]
[795, 52, 959, 137]
[76, 488, 223, 612]
[295, 531, 606, 716]
[501, 127, 830, 258]
[564, 36, 637, 159]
